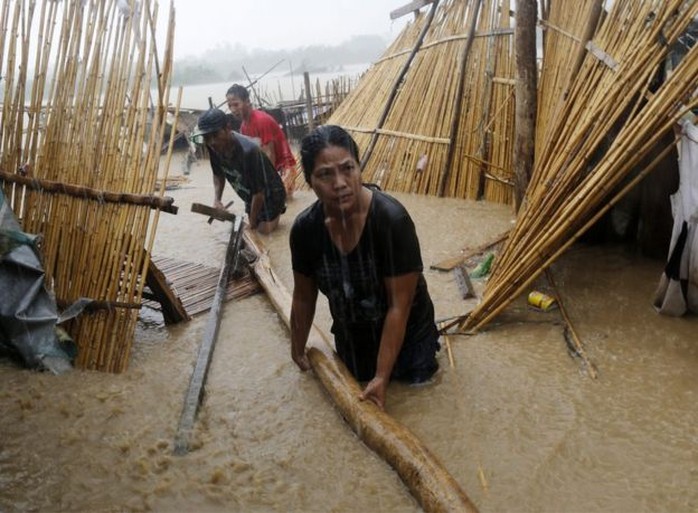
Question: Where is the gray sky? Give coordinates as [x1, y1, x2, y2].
[160, 1, 412, 58]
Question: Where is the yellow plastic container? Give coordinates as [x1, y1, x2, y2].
[527, 291, 557, 311]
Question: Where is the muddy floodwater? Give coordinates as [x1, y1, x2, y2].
[1, 155, 697, 513]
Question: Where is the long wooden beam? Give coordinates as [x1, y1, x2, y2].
[243, 230, 479, 513]
[173, 215, 243, 455]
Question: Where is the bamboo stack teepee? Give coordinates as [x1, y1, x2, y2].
[0, 0, 177, 372]
[321, 0, 518, 203]
[463, 0, 698, 331]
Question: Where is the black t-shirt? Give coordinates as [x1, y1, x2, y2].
[290, 189, 438, 380]
[209, 132, 285, 220]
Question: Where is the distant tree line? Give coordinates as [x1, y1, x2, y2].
[171, 34, 388, 86]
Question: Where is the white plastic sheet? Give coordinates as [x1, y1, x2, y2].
[653, 119, 698, 315]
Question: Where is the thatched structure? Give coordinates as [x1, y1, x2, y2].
[322, 0, 698, 330]
[0, 0, 177, 372]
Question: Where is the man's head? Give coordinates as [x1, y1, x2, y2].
[226, 84, 251, 121]
[193, 108, 232, 154]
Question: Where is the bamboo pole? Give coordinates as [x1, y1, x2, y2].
[545, 269, 597, 379]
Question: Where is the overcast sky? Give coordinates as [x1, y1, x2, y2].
[160, 0, 412, 58]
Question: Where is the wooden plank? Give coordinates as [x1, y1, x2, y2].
[173, 216, 244, 455]
[390, 0, 437, 20]
[190, 202, 236, 223]
[430, 230, 510, 271]
[242, 229, 479, 513]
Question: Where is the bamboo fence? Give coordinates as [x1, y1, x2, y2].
[463, 0, 698, 331]
[0, 0, 177, 372]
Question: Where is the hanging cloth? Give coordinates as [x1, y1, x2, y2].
[653, 119, 698, 315]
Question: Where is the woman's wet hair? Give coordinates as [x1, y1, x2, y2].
[226, 83, 249, 102]
[300, 125, 360, 184]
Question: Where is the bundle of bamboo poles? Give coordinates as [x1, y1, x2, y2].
[535, 0, 603, 159]
[0, 0, 178, 372]
[463, 0, 698, 331]
[369, 0, 480, 195]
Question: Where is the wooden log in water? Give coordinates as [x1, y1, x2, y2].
[243, 229, 478, 513]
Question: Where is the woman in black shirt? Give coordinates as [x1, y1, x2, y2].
[290, 125, 439, 409]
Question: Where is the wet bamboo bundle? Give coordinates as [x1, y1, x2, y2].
[373, 0, 479, 195]
[243, 229, 478, 513]
[463, 0, 698, 331]
[535, 0, 604, 159]
[0, 0, 177, 372]
[454, 0, 517, 203]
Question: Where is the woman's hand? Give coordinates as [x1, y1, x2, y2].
[359, 376, 388, 410]
[292, 347, 311, 371]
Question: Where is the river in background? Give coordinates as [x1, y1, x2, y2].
[1, 152, 697, 513]
[173, 62, 369, 112]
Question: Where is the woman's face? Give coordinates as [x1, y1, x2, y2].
[310, 145, 362, 216]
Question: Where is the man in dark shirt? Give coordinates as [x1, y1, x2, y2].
[193, 108, 286, 234]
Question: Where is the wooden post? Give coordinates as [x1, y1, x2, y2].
[303, 71, 314, 133]
[173, 215, 244, 455]
[513, 0, 538, 212]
